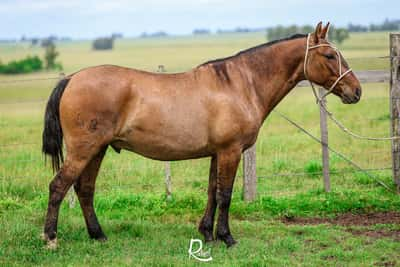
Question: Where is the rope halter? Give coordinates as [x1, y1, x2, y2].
[303, 33, 353, 103]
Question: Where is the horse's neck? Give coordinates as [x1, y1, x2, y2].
[242, 39, 306, 119]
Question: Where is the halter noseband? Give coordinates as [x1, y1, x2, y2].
[304, 33, 353, 102]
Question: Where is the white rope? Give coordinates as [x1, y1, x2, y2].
[304, 33, 400, 141]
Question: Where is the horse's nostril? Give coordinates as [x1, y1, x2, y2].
[355, 88, 361, 98]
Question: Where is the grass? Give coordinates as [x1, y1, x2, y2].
[0, 31, 399, 266]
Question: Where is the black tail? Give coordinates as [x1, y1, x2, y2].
[42, 78, 70, 172]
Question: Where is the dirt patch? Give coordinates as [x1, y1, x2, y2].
[347, 229, 400, 241]
[375, 257, 397, 267]
[282, 212, 400, 226]
[282, 212, 400, 241]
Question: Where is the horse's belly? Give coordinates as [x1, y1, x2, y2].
[113, 125, 211, 161]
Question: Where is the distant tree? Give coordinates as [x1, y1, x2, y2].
[59, 37, 72, 42]
[93, 37, 114, 50]
[31, 38, 39, 46]
[111, 33, 123, 39]
[151, 31, 168, 37]
[44, 43, 62, 70]
[329, 27, 350, 44]
[140, 31, 168, 38]
[347, 23, 368, 32]
[193, 29, 211, 35]
[267, 24, 350, 44]
[369, 19, 400, 31]
[267, 25, 313, 41]
[234, 27, 251, 33]
[41, 38, 54, 48]
[302, 25, 314, 34]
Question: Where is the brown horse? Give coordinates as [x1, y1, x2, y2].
[42, 22, 361, 249]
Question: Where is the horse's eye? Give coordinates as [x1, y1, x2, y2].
[324, 54, 335, 60]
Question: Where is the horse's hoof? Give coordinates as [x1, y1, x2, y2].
[202, 233, 214, 243]
[45, 238, 58, 250]
[198, 226, 214, 243]
[217, 234, 237, 248]
[204, 237, 215, 243]
[226, 239, 237, 248]
[96, 235, 108, 242]
[90, 232, 108, 242]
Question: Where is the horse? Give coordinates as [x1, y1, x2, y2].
[41, 22, 361, 249]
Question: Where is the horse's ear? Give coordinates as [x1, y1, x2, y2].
[313, 21, 323, 43]
[320, 22, 330, 39]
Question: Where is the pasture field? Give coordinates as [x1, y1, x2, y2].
[0, 31, 399, 266]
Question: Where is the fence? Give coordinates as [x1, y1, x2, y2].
[0, 34, 399, 207]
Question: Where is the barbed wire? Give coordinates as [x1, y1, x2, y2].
[257, 167, 391, 178]
[0, 76, 59, 84]
[0, 142, 40, 148]
[0, 99, 46, 105]
[273, 110, 395, 192]
[0, 58, 398, 195]
[0, 167, 392, 182]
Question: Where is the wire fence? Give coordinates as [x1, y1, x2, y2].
[0, 53, 397, 199]
[0, 76, 59, 84]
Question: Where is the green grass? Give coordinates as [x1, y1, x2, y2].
[0, 31, 399, 266]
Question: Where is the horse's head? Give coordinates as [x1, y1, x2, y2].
[305, 22, 361, 104]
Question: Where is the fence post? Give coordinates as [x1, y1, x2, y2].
[243, 144, 257, 201]
[164, 161, 172, 200]
[57, 72, 76, 208]
[319, 87, 331, 192]
[157, 64, 173, 199]
[390, 33, 400, 190]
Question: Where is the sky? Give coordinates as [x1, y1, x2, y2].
[1, 0, 399, 39]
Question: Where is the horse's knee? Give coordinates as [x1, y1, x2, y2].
[48, 178, 58, 193]
[74, 181, 95, 200]
[48, 177, 64, 205]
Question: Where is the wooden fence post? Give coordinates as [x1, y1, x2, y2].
[243, 144, 257, 201]
[156, 64, 173, 199]
[164, 161, 172, 200]
[57, 72, 76, 208]
[390, 33, 400, 190]
[319, 87, 331, 192]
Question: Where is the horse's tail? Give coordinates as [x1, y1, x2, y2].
[42, 77, 71, 172]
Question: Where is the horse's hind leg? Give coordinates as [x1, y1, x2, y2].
[43, 145, 99, 248]
[198, 156, 217, 242]
[74, 147, 107, 241]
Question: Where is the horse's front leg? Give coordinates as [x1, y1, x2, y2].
[199, 156, 217, 242]
[215, 146, 241, 247]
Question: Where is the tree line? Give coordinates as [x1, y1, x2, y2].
[348, 19, 400, 32]
[267, 25, 350, 44]
[266, 19, 400, 44]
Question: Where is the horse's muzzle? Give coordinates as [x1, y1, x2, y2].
[342, 87, 361, 104]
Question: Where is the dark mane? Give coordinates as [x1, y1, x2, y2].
[199, 33, 307, 66]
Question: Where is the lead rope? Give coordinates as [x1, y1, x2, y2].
[304, 33, 400, 141]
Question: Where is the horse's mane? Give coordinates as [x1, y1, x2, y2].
[199, 33, 307, 67]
